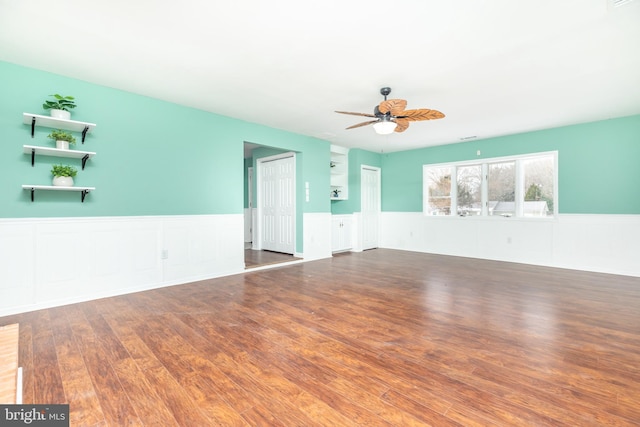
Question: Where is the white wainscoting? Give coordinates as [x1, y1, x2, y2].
[250, 209, 332, 260]
[380, 213, 640, 277]
[302, 212, 333, 260]
[0, 214, 245, 316]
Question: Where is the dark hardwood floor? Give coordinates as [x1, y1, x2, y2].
[244, 249, 300, 269]
[2, 249, 640, 426]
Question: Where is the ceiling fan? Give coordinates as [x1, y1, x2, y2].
[335, 87, 445, 135]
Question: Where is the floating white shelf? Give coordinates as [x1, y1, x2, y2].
[22, 185, 95, 202]
[23, 145, 96, 169]
[23, 113, 96, 143]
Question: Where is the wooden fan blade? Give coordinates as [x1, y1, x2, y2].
[398, 108, 445, 121]
[378, 99, 407, 115]
[394, 118, 410, 133]
[335, 111, 377, 118]
[346, 120, 379, 130]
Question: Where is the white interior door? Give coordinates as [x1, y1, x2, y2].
[259, 155, 295, 254]
[361, 166, 380, 250]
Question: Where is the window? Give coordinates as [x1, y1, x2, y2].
[522, 156, 555, 217]
[424, 152, 557, 218]
[488, 161, 515, 217]
[426, 166, 452, 215]
[457, 164, 482, 216]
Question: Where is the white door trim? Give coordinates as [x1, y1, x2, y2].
[245, 166, 253, 244]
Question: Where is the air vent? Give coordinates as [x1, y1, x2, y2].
[611, 0, 635, 7]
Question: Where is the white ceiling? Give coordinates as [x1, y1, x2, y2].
[1, 0, 639, 153]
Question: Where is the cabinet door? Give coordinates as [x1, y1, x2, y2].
[332, 216, 352, 252]
[332, 217, 343, 252]
[340, 217, 352, 250]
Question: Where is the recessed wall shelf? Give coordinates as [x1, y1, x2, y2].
[22, 185, 95, 203]
[23, 113, 96, 143]
[23, 145, 96, 169]
[330, 144, 349, 200]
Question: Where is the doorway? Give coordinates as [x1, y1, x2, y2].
[361, 165, 381, 250]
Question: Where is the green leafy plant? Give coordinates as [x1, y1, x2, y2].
[47, 129, 76, 145]
[42, 94, 76, 112]
[51, 164, 78, 178]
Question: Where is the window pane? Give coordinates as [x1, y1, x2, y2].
[457, 165, 482, 216]
[523, 155, 554, 217]
[427, 166, 451, 215]
[488, 161, 515, 216]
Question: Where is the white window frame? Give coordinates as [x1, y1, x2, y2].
[423, 151, 558, 219]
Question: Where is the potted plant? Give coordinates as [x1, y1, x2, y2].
[51, 164, 77, 187]
[47, 129, 76, 150]
[42, 94, 76, 120]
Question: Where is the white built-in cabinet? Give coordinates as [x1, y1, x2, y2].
[21, 113, 97, 202]
[332, 215, 352, 252]
[330, 144, 349, 200]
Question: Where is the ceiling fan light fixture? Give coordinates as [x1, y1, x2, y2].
[373, 118, 397, 135]
[336, 87, 444, 134]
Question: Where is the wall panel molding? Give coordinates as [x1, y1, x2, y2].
[0, 214, 245, 316]
[380, 213, 640, 277]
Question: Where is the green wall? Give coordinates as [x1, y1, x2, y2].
[331, 148, 382, 214]
[3, 61, 637, 224]
[381, 115, 640, 214]
[0, 61, 330, 225]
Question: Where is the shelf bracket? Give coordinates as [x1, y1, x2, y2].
[29, 187, 34, 202]
[31, 148, 35, 167]
[81, 126, 89, 144]
[30, 117, 36, 138]
[81, 190, 89, 203]
[81, 154, 89, 170]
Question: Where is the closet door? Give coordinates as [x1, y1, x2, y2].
[361, 166, 380, 250]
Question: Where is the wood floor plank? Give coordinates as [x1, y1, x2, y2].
[0, 323, 19, 404]
[127, 315, 247, 426]
[175, 314, 335, 426]
[179, 372, 250, 427]
[235, 298, 471, 417]
[232, 301, 458, 424]
[63, 305, 143, 426]
[2, 249, 639, 426]
[244, 248, 300, 269]
[111, 357, 180, 425]
[201, 317, 389, 426]
[50, 311, 106, 426]
[146, 314, 257, 415]
[30, 311, 66, 404]
[456, 362, 637, 427]
[142, 364, 214, 427]
[17, 322, 34, 404]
